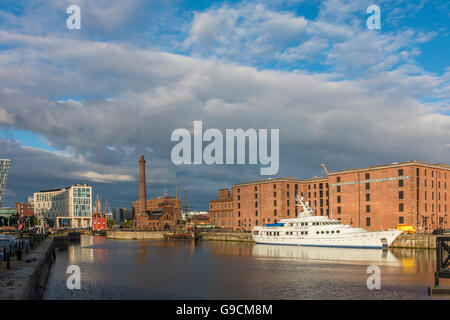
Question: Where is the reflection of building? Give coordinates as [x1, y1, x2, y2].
[132, 155, 181, 230]
[209, 161, 449, 232]
[0, 159, 10, 207]
[34, 184, 92, 228]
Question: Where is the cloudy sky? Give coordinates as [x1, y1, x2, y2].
[0, 0, 449, 210]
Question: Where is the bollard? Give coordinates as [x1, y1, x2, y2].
[6, 252, 10, 269]
[3, 247, 6, 261]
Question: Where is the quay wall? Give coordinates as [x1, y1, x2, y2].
[199, 232, 253, 243]
[106, 231, 166, 240]
[0, 237, 55, 300]
[390, 234, 437, 249]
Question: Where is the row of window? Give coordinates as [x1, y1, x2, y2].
[316, 230, 341, 234]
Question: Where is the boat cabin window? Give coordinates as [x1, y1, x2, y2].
[336, 230, 340, 233]
[253, 231, 259, 235]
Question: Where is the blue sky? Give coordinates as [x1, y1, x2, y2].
[0, 0, 449, 209]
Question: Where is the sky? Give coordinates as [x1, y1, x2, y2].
[0, 0, 449, 210]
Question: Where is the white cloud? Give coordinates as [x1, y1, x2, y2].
[185, 3, 308, 62]
[74, 171, 135, 183]
[0, 107, 14, 124]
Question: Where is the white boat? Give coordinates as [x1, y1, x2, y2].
[251, 195, 402, 249]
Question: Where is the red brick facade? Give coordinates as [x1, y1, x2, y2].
[208, 161, 449, 232]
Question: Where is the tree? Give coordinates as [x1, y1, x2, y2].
[123, 220, 132, 228]
[107, 219, 116, 227]
[30, 216, 38, 227]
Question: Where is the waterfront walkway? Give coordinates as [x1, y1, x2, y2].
[0, 237, 54, 300]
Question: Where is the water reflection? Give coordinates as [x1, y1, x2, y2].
[251, 244, 402, 266]
[44, 236, 450, 300]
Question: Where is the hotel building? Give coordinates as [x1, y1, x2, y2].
[34, 184, 92, 228]
[209, 161, 449, 232]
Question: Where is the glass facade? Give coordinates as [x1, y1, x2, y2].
[73, 187, 91, 217]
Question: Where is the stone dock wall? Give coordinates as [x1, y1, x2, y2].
[390, 234, 437, 249]
[199, 232, 254, 243]
[0, 237, 55, 300]
[106, 231, 166, 240]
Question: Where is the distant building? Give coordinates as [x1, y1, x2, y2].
[208, 189, 233, 228]
[112, 207, 133, 225]
[0, 159, 10, 207]
[16, 201, 35, 219]
[132, 155, 181, 230]
[34, 184, 92, 228]
[0, 207, 16, 226]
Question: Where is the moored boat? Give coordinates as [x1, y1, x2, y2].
[252, 195, 402, 249]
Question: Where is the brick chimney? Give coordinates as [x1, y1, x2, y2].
[138, 155, 147, 218]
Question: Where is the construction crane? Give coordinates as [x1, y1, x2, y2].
[321, 163, 329, 176]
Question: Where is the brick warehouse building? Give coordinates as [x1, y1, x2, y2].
[208, 161, 449, 232]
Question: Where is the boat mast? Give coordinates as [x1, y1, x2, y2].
[296, 195, 312, 217]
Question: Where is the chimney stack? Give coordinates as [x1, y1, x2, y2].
[138, 155, 147, 217]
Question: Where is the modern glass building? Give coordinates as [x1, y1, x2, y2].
[34, 184, 92, 228]
[0, 159, 10, 207]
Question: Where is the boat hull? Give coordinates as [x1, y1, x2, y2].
[253, 230, 401, 249]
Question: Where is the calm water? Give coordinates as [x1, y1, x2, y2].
[43, 235, 449, 300]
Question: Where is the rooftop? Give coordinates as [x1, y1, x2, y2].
[328, 160, 450, 175]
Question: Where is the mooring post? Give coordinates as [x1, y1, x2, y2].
[436, 237, 442, 287]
